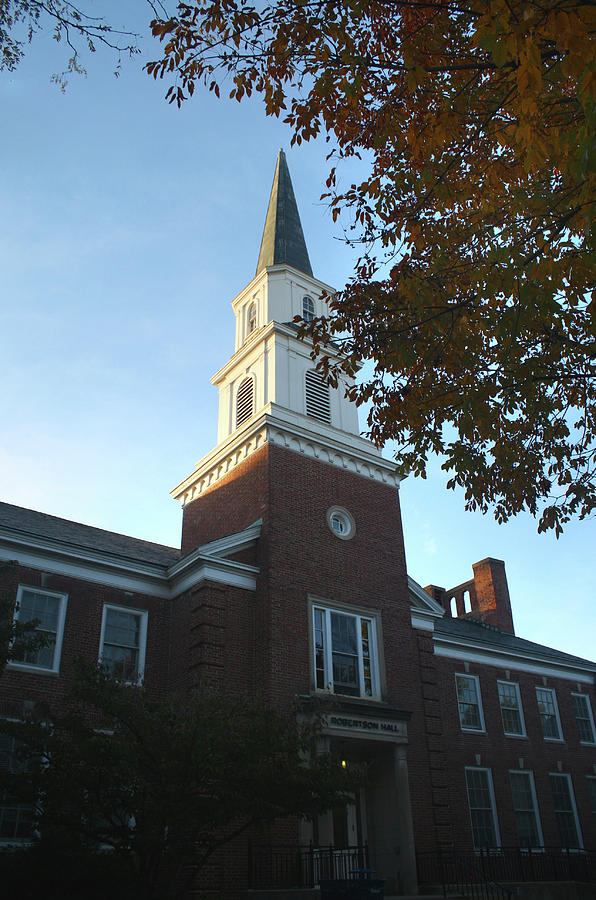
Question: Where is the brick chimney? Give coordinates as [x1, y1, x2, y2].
[432, 557, 515, 633]
[471, 557, 514, 634]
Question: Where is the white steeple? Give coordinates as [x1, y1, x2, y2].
[171, 153, 398, 506]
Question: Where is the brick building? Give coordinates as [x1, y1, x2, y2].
[1, 151, 595, 895]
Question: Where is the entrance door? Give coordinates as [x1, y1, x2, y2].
[332, 789, 366, 847]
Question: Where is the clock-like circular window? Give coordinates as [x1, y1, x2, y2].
[326, 506, 356, 540]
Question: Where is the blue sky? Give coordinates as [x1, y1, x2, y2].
[1, 6, 594, 661]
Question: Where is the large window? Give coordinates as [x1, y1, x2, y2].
[571, 693, 596, 744]
[312, 606, 379, 699]
[456, 674, 485, 732]
[465, 768, 500, 849]
[550, 774, 583, 849]
[99, 605, 148, 683]
[510, 771, 543, 848]
[9, 586, 68, 674]
[0, 733, 33, 843]
[536, 687, 563, 741]
[497, 681, 526, 736]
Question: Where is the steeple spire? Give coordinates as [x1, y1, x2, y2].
[256, 150, 313, 278]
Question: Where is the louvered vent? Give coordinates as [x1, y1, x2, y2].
[236, 377, 254, 428]
[305, 370, 331, 424]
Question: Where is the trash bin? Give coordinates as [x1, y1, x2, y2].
[319, 877, 385, 899]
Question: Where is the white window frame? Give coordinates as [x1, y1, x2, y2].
[497, 680, 526, 737]
[455, 673, 486, 733]
[246, 299, 258, 336]
[8, 585, 68, 675]
[536, 687, 563, 742]
[549, 772, 584, 850]
[465, 767, 501, 850]
[302, 295, 315, 324]
[99, 604, 148, 684]
[571, 692, 596, 745]
[509, 770, 544, 849]
[311, 603, 381, 700]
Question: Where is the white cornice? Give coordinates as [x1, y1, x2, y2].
[433, 631, 596, 683]
[171, 408, 400, 505]
[410, 610, 439, 632]
[211, 320, 342, 387]
[0, 527, 258, 599]
[196, 520, 262, 559]
[408, 575, 445, 615]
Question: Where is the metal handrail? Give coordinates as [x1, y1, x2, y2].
[248, 842, 369, 889]
[417, 846, 596, 896]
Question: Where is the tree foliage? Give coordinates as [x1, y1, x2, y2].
[0, 0, 144, 84]
[0, 663, 353, 900]
[148, 1, 595, 534]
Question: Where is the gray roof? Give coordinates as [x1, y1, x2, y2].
[256, 150, 313, 277]
[435, 614, 596, 670]
[0, 501, 180, 567]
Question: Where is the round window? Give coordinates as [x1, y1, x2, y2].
[326, 506, 356, 540]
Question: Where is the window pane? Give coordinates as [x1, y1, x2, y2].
[498, 682, 523, 735]
[361, 619, 372, 697]
[314, 609, 326, 690]
[536, 689, 561, 739]
[105, 610, 140, 649]
[0, 735, 34, 842]
[573, 694, 595, 743]
[102, 608, 142, 680]
[510, 773, 541, 847]
[331, 613, 359, 696]
[456, 676, 482, 730]
[550, 775, 581, 849]
[102, 644, 139, 681]
[16, 590, 60, 669]
[466, 769, 498, 848]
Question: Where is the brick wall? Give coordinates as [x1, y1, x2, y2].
[430, 652, 596, 852]
[0, 561, 170, 713]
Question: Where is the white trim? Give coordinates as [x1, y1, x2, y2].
[7, 585, 68, 675]
[571, 692, 596, 745]
[455, 673, 486, 733]
[434, 636, 596, 683]
[0, 531, 258, 600]
[196, 520, 262, 559]
[465, 767, 501, 849]
[326, 506, 356, 541]
[509, 770, 544, 848]
[99, 603, 148, 684]
[410, 610, 437, 632]
[536, 686, 564, 742]
[549, 772, 584, 850]
[408, 576, 445, 615]
[172, 402, 400, 505]
[169, 557, 258, 595]
[311, 602, 381, 701]
[497, 680, 527, 738]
